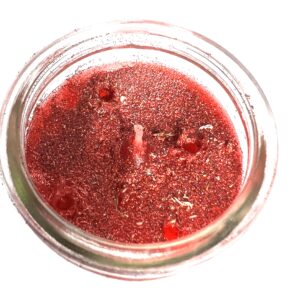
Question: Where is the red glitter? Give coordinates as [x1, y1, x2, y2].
[25, 63, 242, 244]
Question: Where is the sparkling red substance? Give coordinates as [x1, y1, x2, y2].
[25, 63, 242, 244]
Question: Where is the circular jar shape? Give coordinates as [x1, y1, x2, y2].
[0, 21, 277, 280]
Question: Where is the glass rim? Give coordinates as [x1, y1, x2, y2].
[0, 20, 278, 276]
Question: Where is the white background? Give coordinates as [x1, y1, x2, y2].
[0, 1, 299, 299]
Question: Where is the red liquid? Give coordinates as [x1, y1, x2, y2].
[25, 63, 242, 243]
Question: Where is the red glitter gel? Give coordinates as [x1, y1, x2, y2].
[25, 63, 242, 244]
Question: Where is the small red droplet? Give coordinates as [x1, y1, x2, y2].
[98, 87, 113, 101]
[182, 142, 200, 153]
[177, 128, 202, 154]
[163, 222, 179, 241]
[53, 193, 74, 210]
[51, 182, 74, 210]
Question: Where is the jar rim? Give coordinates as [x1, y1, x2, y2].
[0, 20, 278, 279]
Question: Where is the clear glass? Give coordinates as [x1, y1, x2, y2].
[0, 21, 277, 280]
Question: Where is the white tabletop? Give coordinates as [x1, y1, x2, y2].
[0, 1, 298, 299]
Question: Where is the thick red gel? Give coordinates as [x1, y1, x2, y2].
[25, 63, 242, 243]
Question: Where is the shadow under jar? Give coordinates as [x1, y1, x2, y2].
[0, 21, 277, 280]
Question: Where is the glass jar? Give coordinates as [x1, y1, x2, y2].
[0, 21, 277, 280]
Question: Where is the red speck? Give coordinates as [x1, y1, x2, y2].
[52, 193, 74, 210]
[163, 222, 179, 241]
[98, 87, 113, 101]
[182, 142, 200, 153]
[177, 128, 202, 154]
